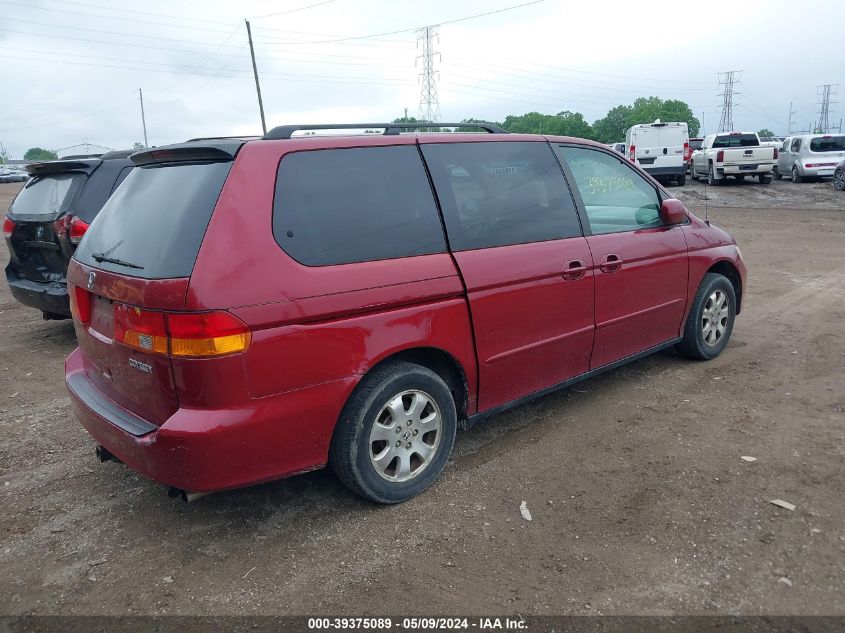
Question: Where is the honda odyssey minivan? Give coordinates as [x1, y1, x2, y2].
[65, 123, 746, 504]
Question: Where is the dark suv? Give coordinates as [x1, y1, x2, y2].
[64, 123, 746, 504]
[3, 150, 135, 318]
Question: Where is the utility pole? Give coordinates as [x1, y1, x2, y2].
[245, 20, 267, 135]
[717, 71, 741, 132]
[787, 101, 795, 135]
[416, 25, 441, 125]
[816, 84, 838, 134]
[138, 88, 149, 148]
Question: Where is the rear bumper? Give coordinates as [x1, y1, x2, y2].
[718, 163, 774, 176]
[800, 165, 837, 177]
[641, 166, 685, 177]
[65, 347, 355, 492]
[5, 266, 70, 315]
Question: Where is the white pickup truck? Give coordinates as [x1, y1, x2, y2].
[690, 132, 776, 185]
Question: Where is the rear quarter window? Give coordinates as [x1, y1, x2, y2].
[74, 161, 231, 279]
[272, 145, 446, 266]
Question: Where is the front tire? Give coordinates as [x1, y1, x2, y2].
[329, 361, 457, 504]
[833, 169, 845, 191]
[707, 164, 721, 186]
[690, 163, 699, 181]
[677, 273, 736, 360]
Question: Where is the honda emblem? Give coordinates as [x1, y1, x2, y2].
[87, 271, 96, 290]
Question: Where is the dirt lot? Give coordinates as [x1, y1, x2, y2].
[0, 177, 843, 617]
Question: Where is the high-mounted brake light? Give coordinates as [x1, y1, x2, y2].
[2, 217, 14, 239]
[112, 304, 251, 358]
[716, 150, 724, 162]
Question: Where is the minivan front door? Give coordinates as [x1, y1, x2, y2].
[555, 145, 689, 369]
[421, 140, 595, 412]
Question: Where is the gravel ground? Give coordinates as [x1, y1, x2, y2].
[0, 177, 843, 616]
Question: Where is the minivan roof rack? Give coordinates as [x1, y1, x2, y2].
[262, 122, 508, 140]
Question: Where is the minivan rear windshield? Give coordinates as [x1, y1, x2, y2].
[810, 136, 845, 152]
[712, 134, 759, 148]
[74, 161, 231, 279]
[9, 173, 83, 218]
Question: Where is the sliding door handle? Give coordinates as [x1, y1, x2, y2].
[599, 254, 623, 273]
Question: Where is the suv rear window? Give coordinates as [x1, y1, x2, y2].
[9, 173, 83, 218]
[712, 134, 759, 148]
[810, 136, 845, 152]
[74, 161, 231, 279]
[273, 146, 446, 266]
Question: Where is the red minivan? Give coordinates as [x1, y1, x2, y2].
[65, 123, 746, 503]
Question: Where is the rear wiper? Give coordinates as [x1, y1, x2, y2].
[91, 252, 144, 269]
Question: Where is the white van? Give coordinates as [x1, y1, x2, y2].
[625, 120, 689, 185]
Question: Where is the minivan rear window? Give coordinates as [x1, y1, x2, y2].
[74, 161, 231, 279]
[273, 146, 446, 266]
[712, 134, 759, 148]
[9, 173, 83, 218]
[810, 136, 845, 152]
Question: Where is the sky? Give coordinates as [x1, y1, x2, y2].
[0, 0, 842, 158]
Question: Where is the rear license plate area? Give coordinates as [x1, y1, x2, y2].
[740, 164, 758, 171]
[90, 295, 115, 338]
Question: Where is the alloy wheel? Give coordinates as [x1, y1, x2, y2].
[368, 390, 442, 482]
[701, 289, 730, 347]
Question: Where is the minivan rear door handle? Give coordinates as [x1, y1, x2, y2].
[599, 254, 623, 273]
[562, 259, 587, 280]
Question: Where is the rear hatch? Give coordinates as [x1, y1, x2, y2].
[807, 135, 845, 172]
[69, 144, 240, 425]
[5, 162, 97, 284]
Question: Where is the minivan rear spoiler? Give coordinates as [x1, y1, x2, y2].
[26, 159, 102, 176]
[131, 141, 244, 167]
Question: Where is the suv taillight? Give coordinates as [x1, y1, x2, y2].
[716, 150, 724, 162]
[2, 217, 14, 238]
[113, 304, 251, 358]
[629, 144, 636, 162]
[68, 217, 90, 244]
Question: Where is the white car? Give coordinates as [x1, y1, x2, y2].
[625, 120, 688, 185]
[776, 134, 845, 182]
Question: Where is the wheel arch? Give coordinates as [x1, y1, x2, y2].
[706, 260, 743, 313]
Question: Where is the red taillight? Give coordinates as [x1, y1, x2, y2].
[2, 217, 14, 239]
[683, 141, 690, 161]
[805, 163, 815, 168]
[112, 304, 251, 358]
[629, 144, 636, 162]
[774, 148, 778, 159]
[717, 150, 724, 162]
[68, 217, 89, 244]
[69, 285, 92, 325]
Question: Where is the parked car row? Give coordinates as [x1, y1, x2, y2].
[0, 166, 28, 183]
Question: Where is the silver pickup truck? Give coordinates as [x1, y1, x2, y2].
[690, 132, 776, 185]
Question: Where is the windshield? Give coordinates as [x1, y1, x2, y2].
[712, 134, 759, 148]
[74, 161, 231, 279]
[809, 136, 845, 152]
[9, 173, 82, 217]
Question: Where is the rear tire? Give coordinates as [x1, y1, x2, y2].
[792, 165, 803, 183]
[758, 174, 772, 184]
[676, 174, 686, 186]
[677, 273, 736, 361]
[329, 361, 457, 504]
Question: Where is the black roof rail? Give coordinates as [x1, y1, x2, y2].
[262, 122, 508, 140]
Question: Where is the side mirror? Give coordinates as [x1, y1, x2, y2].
[660, 198, 688, 225]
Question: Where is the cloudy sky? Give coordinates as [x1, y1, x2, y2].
[0, 0, 842, 157]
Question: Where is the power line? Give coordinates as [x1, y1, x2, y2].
[717, 70, 740, 132]
[417, 26, 441, 123]
[251, 0, 338, 19]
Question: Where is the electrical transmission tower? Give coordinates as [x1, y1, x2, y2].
[717, 71, 741, 132]
[816, 84, 838, 133]
[416, 26, 441, 124]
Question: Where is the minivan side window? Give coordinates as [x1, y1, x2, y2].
[791, 138, 801, 152]
[556, 146, 662, 235]
[273, 146, 446, 266]
[420, 141, 581, 251]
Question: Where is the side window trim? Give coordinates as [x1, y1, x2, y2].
[554, 142, 668, 235]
